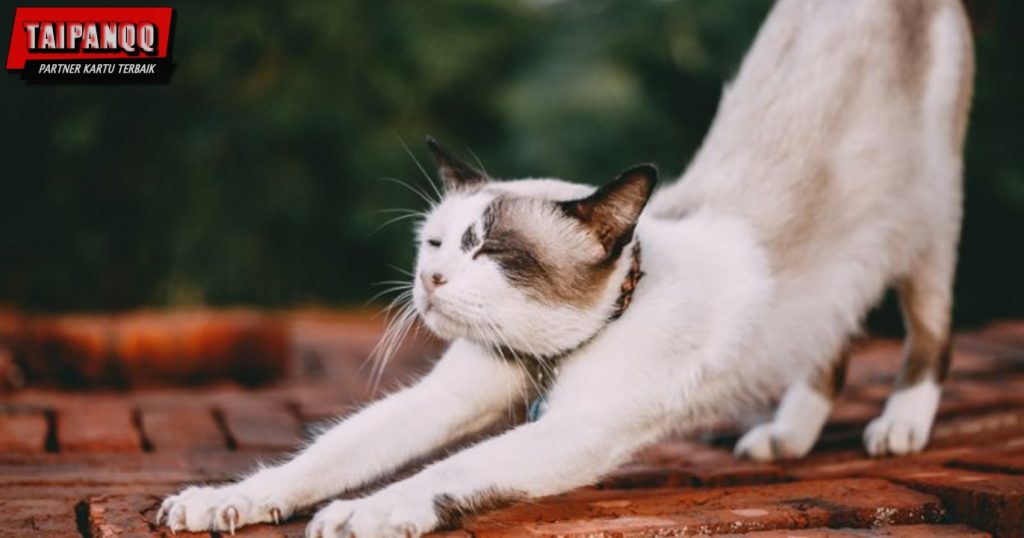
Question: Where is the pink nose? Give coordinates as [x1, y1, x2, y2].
[421, 272, 448, 291]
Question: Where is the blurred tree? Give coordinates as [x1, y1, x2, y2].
[0, 0, 1019, 328]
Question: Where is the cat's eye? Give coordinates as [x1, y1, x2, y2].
[473, 243, 504, 258]
[427, 239, 442, 248]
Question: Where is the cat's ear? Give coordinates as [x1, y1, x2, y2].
[560, 164, 657, 258]
[426, 136, 488, 191]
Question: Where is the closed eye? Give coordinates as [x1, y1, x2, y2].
[473, 243, 505, 258]
[427, 239, 442, 248]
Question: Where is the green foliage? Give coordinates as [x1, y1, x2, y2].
[0, 0, 1019, 326]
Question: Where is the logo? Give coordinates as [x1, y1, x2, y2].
[6, 7, 175, 83]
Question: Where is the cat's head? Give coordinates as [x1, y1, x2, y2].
[406, 137, 657, 358]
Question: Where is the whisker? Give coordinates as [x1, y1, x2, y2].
[466, 147, 490, 178]
[371, 280, 413, 287]
[377, 176, 437, 208]
[397, 135, 444, 203]
[366, 284, 412, 305]
[370, 212, 425, 236]
[388, 265, 414, 276]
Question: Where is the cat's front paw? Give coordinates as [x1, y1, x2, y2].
[306, 493, 439, 538]
[157, 483, 294, 533]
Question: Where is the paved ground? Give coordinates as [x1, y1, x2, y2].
[1, 313, 1023, 537]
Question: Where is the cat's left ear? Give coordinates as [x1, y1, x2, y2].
[426, 136, 489, 191]
[560, 164, 657, 258]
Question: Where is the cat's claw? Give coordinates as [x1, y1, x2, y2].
[224, 506, 239, 535]
[158, 484, 296, 532]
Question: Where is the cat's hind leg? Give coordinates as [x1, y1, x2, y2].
[735, 348, 849, 462]
[864, 248, 955, 457]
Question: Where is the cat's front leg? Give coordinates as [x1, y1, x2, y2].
[158, 339, 526, 533]
[306, 404, 667, 538]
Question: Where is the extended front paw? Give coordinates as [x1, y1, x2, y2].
[306, 494, 439, 538]
[157, 483, 295, 533]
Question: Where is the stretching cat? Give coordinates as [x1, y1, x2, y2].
[159, 0, 973, 535]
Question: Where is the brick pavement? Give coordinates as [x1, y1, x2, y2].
[0, 313, 1022, 537]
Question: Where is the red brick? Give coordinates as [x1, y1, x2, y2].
[828, 400, 883, 426]
[0, 346, 22, 391]
[0, 412, 48, 453]
[90, 493, 211, 537]
[464, 479, 944, 536]
[931, 409, 1024, 448]
[220, 401, 301, 451]
[743, 524, 990, 536]
[290, 386, 356, 422]
[233, 520, 309, 537]
[0, 452, 266, 486]
[949, 448, 1024, 475]
[969, 321, 1024, 350]
[609, 440, 786, 488]
[684, 459, 787, 487]
[19, 315, 111, 386]
[876, 466, 1024, 536]
[57, 400, 142, 453]
[605, 458, 787, 489]
[140, 408, 226, 452]
[847, 340, 901, 384]
[0, 498, 81, 536]
[632, 440, 730, 465]
[598, 463, 683, 489]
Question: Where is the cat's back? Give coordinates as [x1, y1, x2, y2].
[651, 0, 973, 277]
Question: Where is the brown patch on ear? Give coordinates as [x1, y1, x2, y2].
[426, 136, 488, 191]
[560, 164, 657, 259]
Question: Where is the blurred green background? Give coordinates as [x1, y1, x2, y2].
[0, 0, 1020, 329]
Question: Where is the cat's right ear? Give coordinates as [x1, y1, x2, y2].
[559, 164, 657, 259]
[426, 136, 488, 191]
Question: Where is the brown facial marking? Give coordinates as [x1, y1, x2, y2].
[480, 197, 617, 308]
[476, 225, 549, 288]
[810, 347, 850, 401]
[426, 136, 488, 191]
[460, 225, 479, 252]
[432, 488, 525, 530]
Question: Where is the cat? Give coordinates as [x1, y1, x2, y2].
[158, 0, 973, 535]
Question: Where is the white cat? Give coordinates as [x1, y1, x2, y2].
[158, 0, 973, 535]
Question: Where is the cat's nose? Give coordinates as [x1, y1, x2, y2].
[421, 272, 448, 291]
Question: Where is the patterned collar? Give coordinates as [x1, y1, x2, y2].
[489, 241, 645, 421]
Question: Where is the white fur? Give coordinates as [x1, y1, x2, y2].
[864, 380, 942, 456]
[159, 1, 972, 535]
[735, 381, 834, 462]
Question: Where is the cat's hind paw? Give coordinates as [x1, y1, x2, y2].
[863, 415, 930, 457]
[734, 422, 818, 462]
